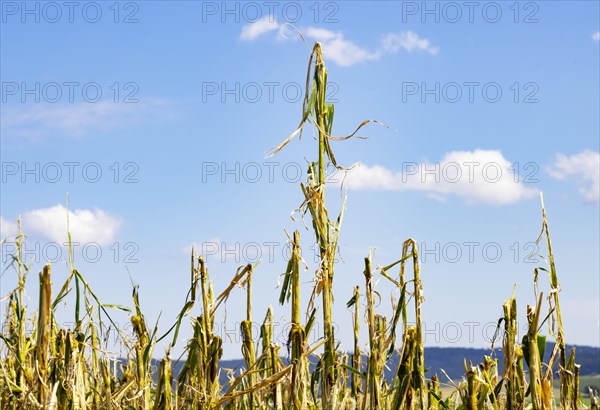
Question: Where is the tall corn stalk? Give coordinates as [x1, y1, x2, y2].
[308, 44, 337, 407]
[538, 193, 575, 408]
[269, 40, 377, 407]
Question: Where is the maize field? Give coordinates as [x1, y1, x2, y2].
[0, 42, 596, 410]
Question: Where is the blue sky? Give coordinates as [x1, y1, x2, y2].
[1, 1, 599, 359]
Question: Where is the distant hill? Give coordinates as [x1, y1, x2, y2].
[153, 344, 599, 387]
[393, 344, 600, 381]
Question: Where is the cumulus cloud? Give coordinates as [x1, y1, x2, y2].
[343, 149, 538, 205]
[239, 19, 438, 66]
[592, 32, 600, 41]
[304, 27, 381, 67]
[22, 204, 121, 245]
[547, 150, 599, 203]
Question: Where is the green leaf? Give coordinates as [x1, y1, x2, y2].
[278, 259, 293, 305]
[537, 335, 547, 363]
[346, 293, 357, 308]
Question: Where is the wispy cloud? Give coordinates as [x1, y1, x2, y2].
[239, 16, 280, 41]
[239, 19, 438, 66]
[22, 204, 122, 245]
[592, 32, 600, 41]
[343, 150, 538, 205]
[382, 31, 439, 55]
[1, 99, 178, 139]
[547, 150, 599, 203]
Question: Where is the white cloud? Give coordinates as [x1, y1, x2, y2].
[592, 32, 600, 41]
[1, 99, 177, 139]
[304, 27, 381, 67]
[239, 17, 280, 41]
[547, 150, 600, 203]
[343, 149, 538, 205]
[304, 27, 338, 41]
[303, 28, 439, 66]
[0, 217, 19, 241]
[382, 31, 439, 55]
[22, 205, 121, 245]
[238, 21, 438, 67]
